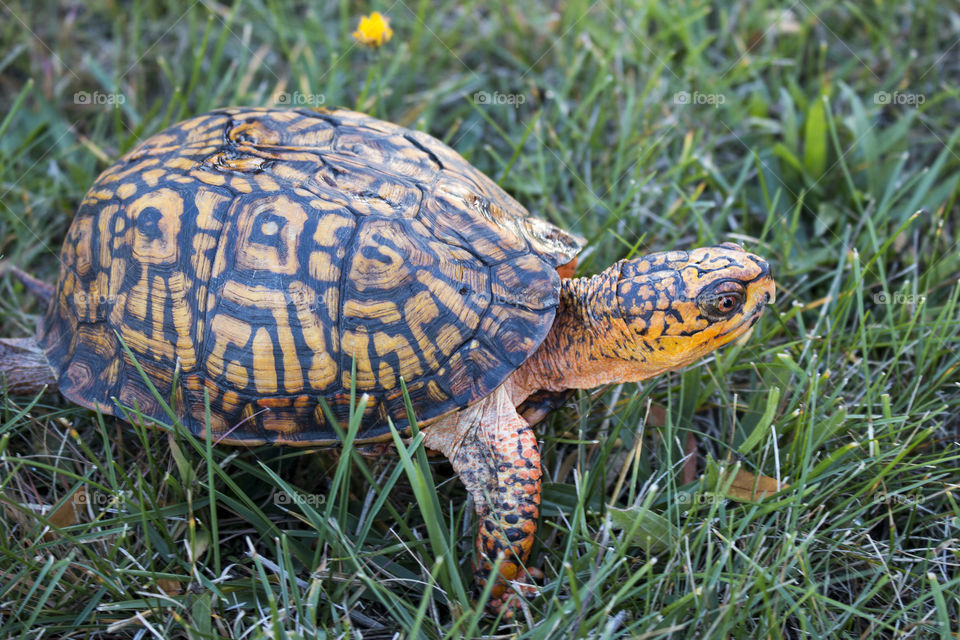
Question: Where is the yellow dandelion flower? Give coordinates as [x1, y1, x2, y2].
[353, 12, 393, 48]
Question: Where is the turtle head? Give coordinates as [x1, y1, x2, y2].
[612, 243, 775, 379]
[516, 243, 775, 395]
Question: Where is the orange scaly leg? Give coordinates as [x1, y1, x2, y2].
[422, 387, 544, 614]
[470, 411, 542, 612]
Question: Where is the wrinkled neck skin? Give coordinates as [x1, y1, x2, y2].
[511, 263, 670, 403]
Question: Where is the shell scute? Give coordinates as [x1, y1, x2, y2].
[41, 107, 585, 444]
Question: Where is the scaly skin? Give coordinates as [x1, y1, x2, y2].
[514, 245, 775, 397]
[422, 384, 541, 613]
[424, 243, 775, 614]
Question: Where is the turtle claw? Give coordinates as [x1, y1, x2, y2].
[525, 566, 545, 581]
[483, 566, 544, 616]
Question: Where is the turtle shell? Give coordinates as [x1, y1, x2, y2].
[39, 107, 584, 445]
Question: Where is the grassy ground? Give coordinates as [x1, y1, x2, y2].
[1, 0, 958, 637]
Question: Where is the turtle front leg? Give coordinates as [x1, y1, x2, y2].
[423, 387, 543, 612]
[469, 409, 542, 611]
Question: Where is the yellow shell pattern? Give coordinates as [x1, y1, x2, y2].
[40, 108, 583, 444]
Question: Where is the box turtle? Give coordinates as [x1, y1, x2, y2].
[0, 107, 775, 613]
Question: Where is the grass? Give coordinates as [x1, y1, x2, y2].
[1, 0, 959, 637]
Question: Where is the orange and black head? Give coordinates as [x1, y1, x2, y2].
[613, 243, 774, 379]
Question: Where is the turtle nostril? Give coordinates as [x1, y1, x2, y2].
[762, 281, 776, 305]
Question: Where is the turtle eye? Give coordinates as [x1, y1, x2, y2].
[698, 280, 746, 319]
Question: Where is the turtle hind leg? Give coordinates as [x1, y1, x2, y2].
[423, 387, 543, 614]
[0, 337, 57, 395]
[3, 264, 55, 305]
[0, 265, 58, 395]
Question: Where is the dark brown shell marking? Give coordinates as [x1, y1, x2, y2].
[40, 107, 584, 444]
